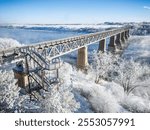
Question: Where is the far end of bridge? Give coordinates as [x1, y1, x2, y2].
[77, 29, 130, 69]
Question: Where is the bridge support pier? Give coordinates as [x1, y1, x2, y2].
[115, 33, 122, 50]
[126, 30, 130, 38]
[98, 39, 106, 53]
[121, 32, 126, 43]
[125, 31, 129, 40]
[108, 36, 116, 52]
[77, 46, 88, 69]
[0, 57, 3, 64]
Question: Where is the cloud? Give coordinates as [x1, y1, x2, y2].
[144, 6, 150, 10]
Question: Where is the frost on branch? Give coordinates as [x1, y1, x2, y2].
[0, 70, 20, 112]
[91, 51, 150, 95]
[41, 85, 80, 113]
[41, 63, 80, 113]
[0, 38, 21, 50]
[111, 59, 150, 95]
[91, 51, 118, 83]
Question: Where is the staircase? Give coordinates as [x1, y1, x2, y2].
[20, 46, 61, 100]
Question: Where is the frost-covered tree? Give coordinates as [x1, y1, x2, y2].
[111, 59, 150, 95]
[91, 51, 150, 95]
[0, 70, 20, 112]
[0, 38, 21, 51]
[0, 69, 80, 113]
[41, 84, 80, 113]
[0, 69, 40, 113]
[41, 63, 80, 113]
[91, 51, 118, 83]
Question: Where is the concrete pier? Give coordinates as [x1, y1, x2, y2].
[125, 31, 129, 40]
[98, 39, 106, 52]
[77, 46, 88, 69]
[108, 35, 116, 52]
[115, 33, 122, 49]
[127, 30, 130, 38]
[121, 32, 126, 43]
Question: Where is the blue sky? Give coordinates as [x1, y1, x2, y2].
[0, 0, 150, 24]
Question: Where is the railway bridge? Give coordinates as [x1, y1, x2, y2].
[0, 27, 130, 99]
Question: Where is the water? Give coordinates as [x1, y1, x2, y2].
[0, 27, 85, 45]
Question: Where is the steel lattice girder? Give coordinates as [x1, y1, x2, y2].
[0, 27, 130, 62]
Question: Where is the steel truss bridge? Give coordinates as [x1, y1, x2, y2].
[0, 26, 130, 100]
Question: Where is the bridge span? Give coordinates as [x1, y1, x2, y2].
[0, 27, 130, 99]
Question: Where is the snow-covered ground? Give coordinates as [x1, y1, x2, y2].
[123, 36, 150, 63]
[0, 23, 150, 113]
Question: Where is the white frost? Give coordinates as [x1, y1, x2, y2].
[0, 38, 21, 51]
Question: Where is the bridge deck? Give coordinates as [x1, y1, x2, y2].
[0, 27, 130, 61]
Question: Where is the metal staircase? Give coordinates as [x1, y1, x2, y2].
[16, 46, 62, 100]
